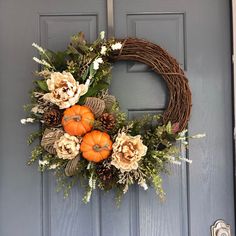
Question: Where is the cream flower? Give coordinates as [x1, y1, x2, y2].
[93, 57, 103, 70]
[100, 31, 105, 40]
[111, 42, 122, 50]
[39, 160, 49, 166]
[43, 71, 88, 109]
[54, 133, 80, 160]
[100, 46, 107, 55]
[111, 132, 147, 172]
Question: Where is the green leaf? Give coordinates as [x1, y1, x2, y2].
[36, 80, 49, 92]
[89, 82, 109, 95]
[89, 63, 96, 78]
[79, 81, 110, 104]
[81, 67, 89, 81]
[166, 122, 172, 134]
[51, 51, 68, 71]
[67, 45, 80, 55]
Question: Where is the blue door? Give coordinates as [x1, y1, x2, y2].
[0, 0, 234, 235]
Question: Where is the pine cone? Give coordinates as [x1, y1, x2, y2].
[96, 164, 113, 182]
[43, 108, 62, 127]
[100, 113, 116, 130]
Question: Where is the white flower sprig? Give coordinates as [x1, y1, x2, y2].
[190, 133, 206, 139]
[32, 43, 46, 54]
[100, 46, 107, 55]
[100, 31, 105, 40]
[111, 42, 122, 50]
[167, 156, 182, 165]
[139, 180, 148, 190]
[20, 118, 35, 124]
[93, 57, 103, 70]
[33, 57, 53, 69]
[32, 43, 54, 69]
[179, 157, 192, 164]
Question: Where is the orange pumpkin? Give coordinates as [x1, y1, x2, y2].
[80, 130, 113, 162]
[62, 105, 94, 136]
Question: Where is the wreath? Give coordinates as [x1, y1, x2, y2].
[22, 31, 204, 204]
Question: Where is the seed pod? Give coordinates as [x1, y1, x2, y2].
[103, 95, 116, 112]
[41, 128, 64, 154]
[65, 155, 80, 177]
[84, 97, 105, 118]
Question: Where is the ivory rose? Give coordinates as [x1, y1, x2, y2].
[111, 132, 147, 172]
[43, 71, 88, 109]
[54, 133, 80, 159]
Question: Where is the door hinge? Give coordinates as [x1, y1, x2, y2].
[211, 219, 231, 236]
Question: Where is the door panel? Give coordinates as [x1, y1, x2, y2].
[0, 0, 234, 236]
[112, 0, 234, 236]
[109, 4, 188, 236]
[40, 14, 98, 51]
[40, 12, 102, 236]
[0, 1, 106, 236]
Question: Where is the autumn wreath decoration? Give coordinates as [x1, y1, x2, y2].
[22, 31, 204, 204]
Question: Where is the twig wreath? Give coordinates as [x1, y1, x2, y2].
[22, 31, 204, 204]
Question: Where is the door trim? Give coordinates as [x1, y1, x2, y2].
[231, 0, 236, 231]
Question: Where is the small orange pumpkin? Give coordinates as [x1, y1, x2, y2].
[62, 105, 94, 136]
[80, 130, 113, 162]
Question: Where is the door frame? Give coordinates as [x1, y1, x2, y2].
[231, 0, 236, 230]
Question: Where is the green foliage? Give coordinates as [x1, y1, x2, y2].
[27, 130, 42, 145]
[23, 103, 33, 112]
[79, 81, 110, 104]
[151, 173, 166, 200]
[50, 51, 68, 71]
[108, 102, 128, 136]
[27, 146, 44, 165]
[68, 32, 89, 55]
[115, 187, 125, 207]
[35, 80, 49, 92]
[81, 66, 89, 81]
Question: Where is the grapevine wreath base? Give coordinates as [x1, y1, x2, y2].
[21, 31, 203, 204]
[112, 38, 192, 131]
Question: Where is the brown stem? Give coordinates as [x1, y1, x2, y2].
[93, 144, 110, 152]
[64, 115, 81, 122]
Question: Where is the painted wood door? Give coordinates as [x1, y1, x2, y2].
[0, 0, 234, 236]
